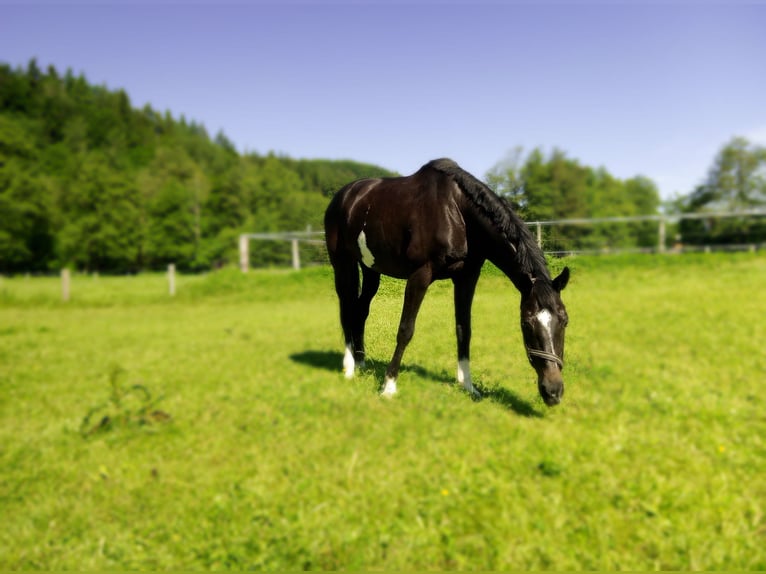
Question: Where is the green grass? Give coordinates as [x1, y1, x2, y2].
[1, 253, 765, 569]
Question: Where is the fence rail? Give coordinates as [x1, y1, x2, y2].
[239, 209, 766, 271]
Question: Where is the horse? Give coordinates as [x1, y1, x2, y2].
[323, 158, 570, 406]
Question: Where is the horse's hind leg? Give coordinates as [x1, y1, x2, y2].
[332, 255, 360, 378]
[352, 266, 381, 369]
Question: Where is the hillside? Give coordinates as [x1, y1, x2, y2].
[0, 60, 396, 273]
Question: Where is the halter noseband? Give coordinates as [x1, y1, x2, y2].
[526, 347, 564, 369]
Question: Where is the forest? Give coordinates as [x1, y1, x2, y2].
[0, 61, 396, 273]
[1, 60, 764, 273]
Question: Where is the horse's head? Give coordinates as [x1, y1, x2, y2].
[520, 267, 570, 406]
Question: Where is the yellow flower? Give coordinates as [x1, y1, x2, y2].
[441, 488, 449, 496]
[718, 445, 726, 453]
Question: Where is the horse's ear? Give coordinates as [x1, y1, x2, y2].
[553, 267, 570, 292]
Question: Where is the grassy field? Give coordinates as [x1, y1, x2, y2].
[1, 253, 764, 569]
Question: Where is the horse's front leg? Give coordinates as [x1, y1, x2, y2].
[381, 265, 432, 396]
[453, 266, 482, 399]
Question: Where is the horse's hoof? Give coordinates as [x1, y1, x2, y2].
[380, 378, 397, 397]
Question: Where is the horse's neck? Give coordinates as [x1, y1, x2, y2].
[462, 199, 548, 292]
[472, 228, 546, 293]
[487, 249, 534, 293]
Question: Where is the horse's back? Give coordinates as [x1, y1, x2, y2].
[324, 167, 468, 278]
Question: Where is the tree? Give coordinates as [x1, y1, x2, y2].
[241, 155, 310, 266]
[144, 179, 198, 269]
[679, 137, 766, 245]
[200, 165, 248, 268]
[0, 160, 54, 273]
[485, 147, 526, 212]
[58, 153, 141, 272]
[624, 176, 661, 247]
[686, 137, 766, 212]
[0, 115, 55, 272]
[486, 148, 661, 251]
[137, 147, 209, 269]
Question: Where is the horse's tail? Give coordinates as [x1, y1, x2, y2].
[324, 183, 349, 259]
[324, 179, 369, 262]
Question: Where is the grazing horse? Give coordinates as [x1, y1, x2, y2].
[324, 159, 570, 406]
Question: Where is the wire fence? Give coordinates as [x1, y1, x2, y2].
[239, 210, 766, 271]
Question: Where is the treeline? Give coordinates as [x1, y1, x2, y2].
[486, 138, 766, 251]
[3, 61, 765, 273]
[0, 61, 395, 273]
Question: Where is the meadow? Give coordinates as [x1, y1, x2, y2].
[1, 253, 764, 569]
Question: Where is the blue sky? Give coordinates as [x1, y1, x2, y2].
[2, 1, 765, 199]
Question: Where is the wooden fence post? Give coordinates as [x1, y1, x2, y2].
[535, 222, 542, 248]
[658, 218, 666, 253]
[291, 238, 300, 270]
[239, 234, 249, 273]
[168, 264, 176, 296]
[61, 268, 70, 302]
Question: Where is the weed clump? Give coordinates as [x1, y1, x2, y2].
[80, 365, 170, 437]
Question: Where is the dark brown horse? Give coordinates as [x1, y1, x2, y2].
[324, 159, 570, 406]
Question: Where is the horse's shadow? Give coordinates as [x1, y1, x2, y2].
[289, 350, 342, 372]
[289, 350, 452, 384]
[289, 350, 543, 418]
[478, 385, 543, 418]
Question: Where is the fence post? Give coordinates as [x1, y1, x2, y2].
[657, 217, 666, 254]
[61, 268, 70, 302]
[239, 234, 249, 273]
[535, 222, 542, 248]
[168, 264, 176, 296]
[291, 238, 300, 270]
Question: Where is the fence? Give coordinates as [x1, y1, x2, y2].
[56, 264, 179, 302]
[239, 231, 326, 271]
[239, 210, 766, 271]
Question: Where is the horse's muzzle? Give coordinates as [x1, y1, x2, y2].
[538, 375, 564, 406]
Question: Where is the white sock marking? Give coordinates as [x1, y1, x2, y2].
[381, 377, 397, 397]
[357, 230, 375, 267]
[343, 345, 355, 379]
[457, 358, 480, 397]
[457, 359, 472, 390]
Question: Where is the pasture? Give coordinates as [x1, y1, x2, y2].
[1, 253, 764, 569]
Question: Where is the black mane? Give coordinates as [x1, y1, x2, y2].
[426, 158, 551, 281]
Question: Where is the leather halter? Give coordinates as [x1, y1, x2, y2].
[526, 347, 564, 369]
